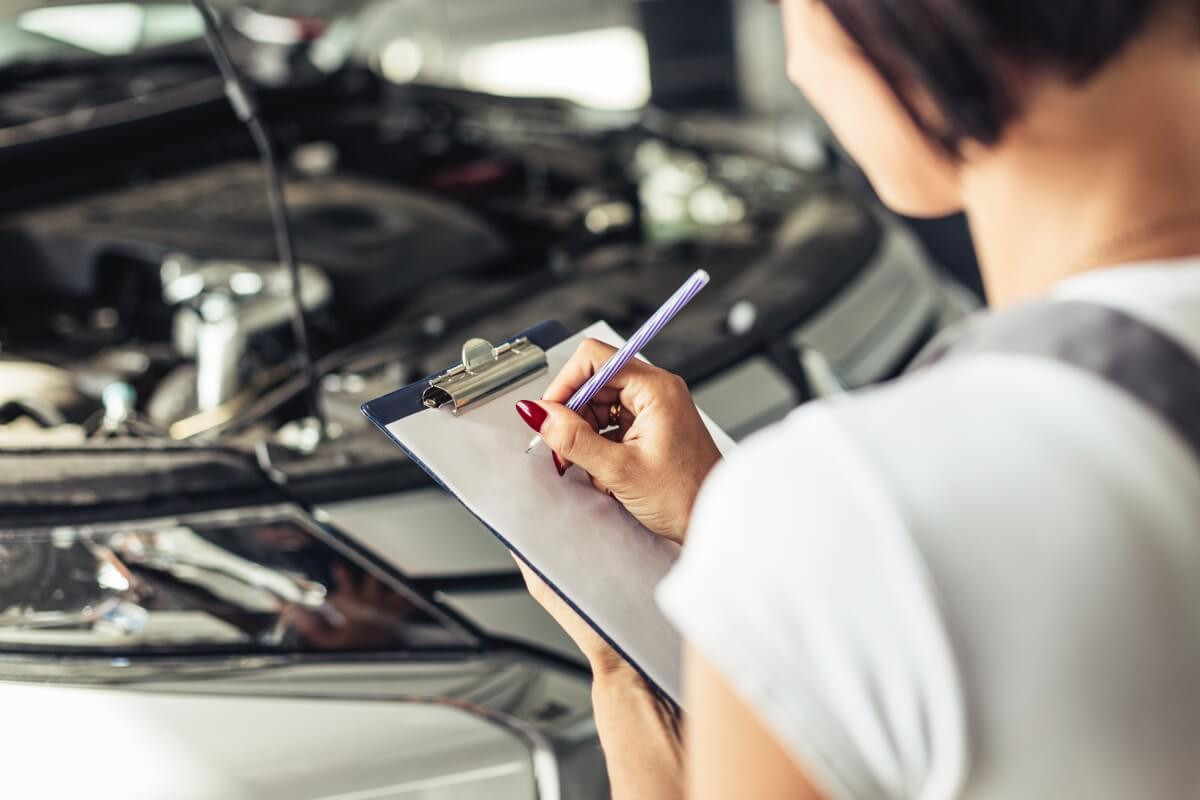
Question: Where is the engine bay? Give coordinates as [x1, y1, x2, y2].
[0, 55, 890, 520]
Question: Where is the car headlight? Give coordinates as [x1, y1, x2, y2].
[0, 504, 476, 655]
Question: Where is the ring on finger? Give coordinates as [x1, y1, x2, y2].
[606, 403, 623, 429]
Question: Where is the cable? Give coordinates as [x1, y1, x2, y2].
[188, 0, 326, 435]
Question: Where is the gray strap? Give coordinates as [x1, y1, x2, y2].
[927, 301, 1200, 461]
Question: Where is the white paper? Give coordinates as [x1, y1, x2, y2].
[387, 322, 734, 703]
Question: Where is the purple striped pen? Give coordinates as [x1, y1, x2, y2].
[525, 269, 711, 454]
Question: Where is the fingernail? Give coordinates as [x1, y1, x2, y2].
[515, 400, 548, 433]
[552, 452, 567, 476]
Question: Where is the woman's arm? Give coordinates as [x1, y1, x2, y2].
[513, 557, 684, 798]
[516, 557, 824, 800]
[591, 665, 685, 800]
[591, 651, 826, 800]
[592, 646, 829, 800]
[514, 339, 826, 796]
[683, 645, 826, 800]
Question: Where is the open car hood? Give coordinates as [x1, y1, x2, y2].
[0, 0, 366, 18]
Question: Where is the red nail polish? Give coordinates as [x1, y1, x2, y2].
[515, 401, 547, 433]
[552, 452, 567, 476]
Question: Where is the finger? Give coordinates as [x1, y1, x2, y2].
[541, 339, 663, 416]
[579, 386, 624, 409]
[511, 553, 553, 604]
[587, 399, 637, 431]
[558, 410, 633, 474]
[588, 473, 619, 501]
[511, 552, 531, 584]
[511, 552, 537, 585]
[535, 401, 628, 484]
[541, 339, 618, 405]
[581, 403, 605, 433]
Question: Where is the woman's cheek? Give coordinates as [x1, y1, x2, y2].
[851, 89, 964, 217]
[789, 45, 963, 216]
[781, 1, 963, 216]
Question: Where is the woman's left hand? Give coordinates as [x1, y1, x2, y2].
[512, 554, 627, 676]
[515, 553, 686, 799]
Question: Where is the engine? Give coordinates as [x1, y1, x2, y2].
[0, 53, 962, 521]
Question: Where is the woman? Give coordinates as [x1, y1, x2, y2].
[512, 1, 1200, 797]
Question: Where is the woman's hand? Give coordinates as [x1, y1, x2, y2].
[515, 338, 722, 544]
[514, 554, 685, 800]
[512, 554, 627, 676]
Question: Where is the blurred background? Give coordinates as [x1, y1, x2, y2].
[0, 2, 980, 799]
[0, 0, 983, 291]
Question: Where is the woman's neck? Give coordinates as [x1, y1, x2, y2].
[961, 8, 1200, 307]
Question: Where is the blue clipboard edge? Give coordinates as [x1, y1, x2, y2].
[360, 320, 681, 708]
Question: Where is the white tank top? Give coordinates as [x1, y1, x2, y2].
[658, 259, 1200, 799]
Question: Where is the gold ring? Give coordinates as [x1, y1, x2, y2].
[607, 403, 623, 428]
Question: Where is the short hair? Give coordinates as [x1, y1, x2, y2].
[819, 0, 1169, 157]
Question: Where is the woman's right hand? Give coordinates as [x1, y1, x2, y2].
[515, 338, 722, 544]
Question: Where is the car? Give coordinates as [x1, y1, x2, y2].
[0, 3, 977, 798]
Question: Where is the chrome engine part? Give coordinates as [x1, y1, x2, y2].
[160, 254, 333, 412]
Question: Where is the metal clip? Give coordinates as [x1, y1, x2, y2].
[422, 337, 548, 414]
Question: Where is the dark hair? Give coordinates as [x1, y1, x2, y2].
[820, 0, 1170, 156]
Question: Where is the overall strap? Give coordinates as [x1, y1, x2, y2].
[925, 301, 1200, 461]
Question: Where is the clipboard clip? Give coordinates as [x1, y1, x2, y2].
[422, 337, 548, 414]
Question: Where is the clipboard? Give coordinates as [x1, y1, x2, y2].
[362, 320, 735, 705]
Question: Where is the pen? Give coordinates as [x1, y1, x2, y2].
[526, 268, 711, 454]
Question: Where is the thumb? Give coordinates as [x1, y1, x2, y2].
[536, 402, 624, 480]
